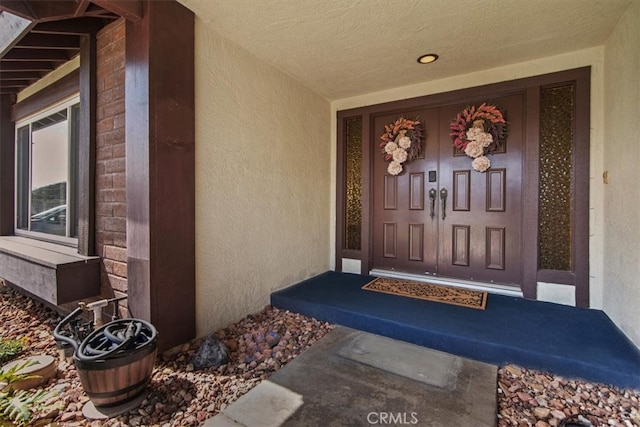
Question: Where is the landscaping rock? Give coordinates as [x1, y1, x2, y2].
[1, 281, 639, 426]
[191, 335, 229, 369]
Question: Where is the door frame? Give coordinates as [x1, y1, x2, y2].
[336, 67, 591, 306]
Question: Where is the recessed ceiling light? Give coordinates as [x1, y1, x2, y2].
[417, 54, 439, 64]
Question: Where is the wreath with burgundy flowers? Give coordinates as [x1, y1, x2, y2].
[449, 103, 507, 172]
[379, 117, 424, 176]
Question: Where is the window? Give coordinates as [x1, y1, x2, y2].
[15, 96, 79, 244]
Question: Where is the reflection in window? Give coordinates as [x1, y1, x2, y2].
[15, 99, 79, 240]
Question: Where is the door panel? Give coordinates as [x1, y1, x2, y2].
[372, 93, 524, 287]
[437, 94, 523, 285]
[373, 108, 440, 274]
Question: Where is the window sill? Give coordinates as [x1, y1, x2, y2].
[0, 236, 100, 305]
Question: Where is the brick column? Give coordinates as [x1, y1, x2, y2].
[95, 19, 128, 301]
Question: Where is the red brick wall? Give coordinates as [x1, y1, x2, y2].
[96, 19, 127, 301]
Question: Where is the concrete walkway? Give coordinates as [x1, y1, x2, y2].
[205, 327, 497, 426]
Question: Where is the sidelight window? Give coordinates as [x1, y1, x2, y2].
[15, 96, 79, 244]
[344, 117, 363, 251]
[538, 85, 574, 271]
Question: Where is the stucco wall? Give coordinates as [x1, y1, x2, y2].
[194, 21, 331, 335]
[331, 47, 606, 309]
[602, 2, 640, 348]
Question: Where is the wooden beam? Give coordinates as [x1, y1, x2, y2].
[0, 94, 14, 234]
[14, 33, 80, 49]
[77, 33, 96, 256]
[0, 1, 35, 21]
[0, 0, 83, 22]
[126, 0, 194, 351]
[92, 0, 141, 22]
[31, 18, 103, 35]
[0, 79, 31, 88]
[0, 61, 53, 71]
[2, 49, 72, 61]
[0, 71, 42, 80]
[11, 68, 78, 121]
[74, 0, 90, 17]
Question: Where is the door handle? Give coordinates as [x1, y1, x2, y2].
[440, 188, 448, 220]
[428, 188, 437, 219]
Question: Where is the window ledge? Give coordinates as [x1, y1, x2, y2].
[0, 236, 100, 305]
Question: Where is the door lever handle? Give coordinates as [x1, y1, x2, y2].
[428, 188, 437, 219]
[440, 188, 448, 220]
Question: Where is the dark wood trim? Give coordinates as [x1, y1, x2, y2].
[15, 33, 80, 49]
[0, 94, 15, 235]
[341, 249, 361, 259]
[0, 1, 34, 23]
[537, 270, 575, 285]
[338, 68, 592, 118]
[335, 111, 372, 274]
[0, 61, 55, 72]
[336, 67, 591, 304]
[522, 86, 540, 300]
[572, 67, 591, 307]
[3, 48, 72, 61]
[77, 32, 96, 256]
[334, 112, 346, 271]
[91, 0, 142, 22]
[361, 113, 372, 275]
[11, 68, 79, 121]
[126, 0, 195, 351]
[31, 18, 105, 35]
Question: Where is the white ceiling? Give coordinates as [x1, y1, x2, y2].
[177, 0, 632, 100]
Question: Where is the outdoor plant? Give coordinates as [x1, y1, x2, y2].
[0, 360, 53, 426]
[0, 340, 23, 366]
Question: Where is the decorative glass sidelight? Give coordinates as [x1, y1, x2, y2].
[538, 85, 574, 271]
[344, 117, 362, 250]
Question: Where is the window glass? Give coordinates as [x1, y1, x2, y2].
[344, 117, 362, 251]
[538, 85, 574, 271]
[15, 98, 79, 242]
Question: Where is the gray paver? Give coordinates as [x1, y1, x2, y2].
[206, 326, 497, 426]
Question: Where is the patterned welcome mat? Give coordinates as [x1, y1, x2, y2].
[362, 277, 488, 310]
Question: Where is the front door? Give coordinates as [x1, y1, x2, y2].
[372, 93, 524, 286]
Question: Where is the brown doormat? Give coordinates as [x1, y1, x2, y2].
[362, 277, 488, 310]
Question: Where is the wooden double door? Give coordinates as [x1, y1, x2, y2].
[372, 94, 524, 286]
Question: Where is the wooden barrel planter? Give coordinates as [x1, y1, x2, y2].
[74, 337, 157, 407]
[54, 312, 158, 409]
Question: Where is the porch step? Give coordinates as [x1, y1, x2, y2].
[271, 271, 640, 390]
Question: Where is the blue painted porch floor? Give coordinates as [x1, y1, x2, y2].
[271, 271, 640, 390]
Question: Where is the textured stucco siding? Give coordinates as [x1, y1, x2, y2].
[194, 21, 331, 335]
[603, 1, 640, 348]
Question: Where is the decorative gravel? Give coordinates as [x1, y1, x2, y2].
[497, 365, 639, 427]
[1, 282, 638, 426]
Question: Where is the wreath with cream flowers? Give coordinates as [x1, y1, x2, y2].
[449, 103, 507, 172]
[379, 117, 424, 176]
